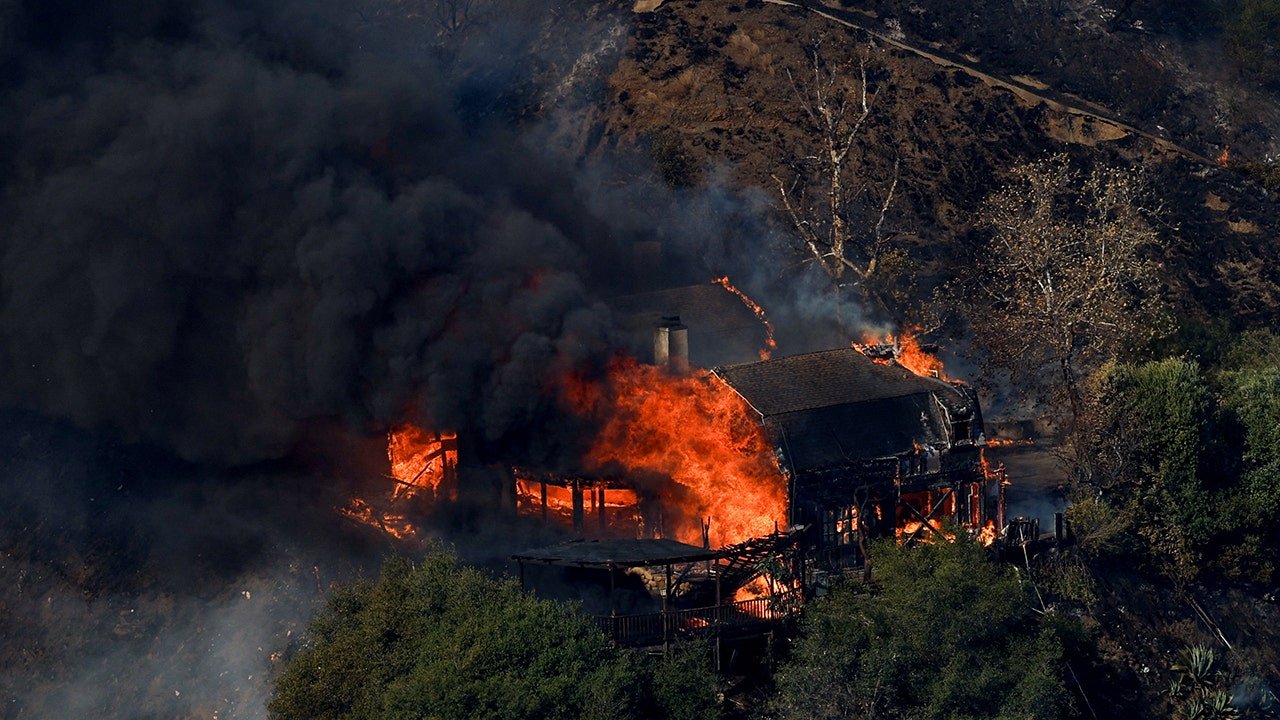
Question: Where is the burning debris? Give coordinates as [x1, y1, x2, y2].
[341, 427, 458, 541]
[853, 327, 947, 379]
[387, 427, 459, 503]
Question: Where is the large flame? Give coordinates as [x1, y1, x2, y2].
[562, 357, 787, 547]
[853, 326, 946, 380]
[387, 426, 458, 502]
[712, 276, 777, 360]
[341, 425, 457, 541]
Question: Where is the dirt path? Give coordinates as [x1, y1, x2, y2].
[764, 0, 1220, 167]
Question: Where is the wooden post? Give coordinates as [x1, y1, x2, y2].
[598, 486, 607, 532]
[714, 569, 722, 673]
[663, 562, 673, 652]
[572, 481, 584, 534]
[608, 562, 617, 644]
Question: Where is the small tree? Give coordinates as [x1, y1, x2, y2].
[967, 154, 1167, 428]
[773, 41, 905, 322]
[1225, 0, 1280, 82]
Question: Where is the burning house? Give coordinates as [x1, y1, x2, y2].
[508, 326, 1005, 648]
[347, 281, 1007, 648]
[713, 347, 1003, 561]
[513, 341, 1003, 563]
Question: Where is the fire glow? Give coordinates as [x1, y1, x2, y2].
[387, 426, 459, 502]
[561, 357, 787, 548]
[712, 276, 777, 360]
[853, 327, 946, 379]
[340, 426, 458, 540]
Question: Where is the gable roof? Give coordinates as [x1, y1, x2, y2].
[713, 348, 978, 469]
[713, 347, 968, 417]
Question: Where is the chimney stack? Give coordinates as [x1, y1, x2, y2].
[654, 316, 689, 374]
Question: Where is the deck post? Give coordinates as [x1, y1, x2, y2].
[714, 570, 722, 673]
[598, 486, 607, 532]
[608, 562, 617, 643]
[572, 481, 584, 533]
[663, 561, 673, 652]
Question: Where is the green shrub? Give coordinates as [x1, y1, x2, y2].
[1224, 0, 1280, 83]
[1084, 354, 1280, 583]
[768, 536, 1073, 720]
[269, 551, 721, 720]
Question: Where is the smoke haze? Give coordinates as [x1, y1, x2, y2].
[0, 1, 828, 716]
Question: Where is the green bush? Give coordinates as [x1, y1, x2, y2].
[1085, 350, 1280, 583]
[768, 537, 1072, 720]
[1225, 0, 1280, 83]
[269, 551, 720, 720]
[1091, 359, 1215, 580]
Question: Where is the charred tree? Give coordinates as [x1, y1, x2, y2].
[772, 41, 905, 327]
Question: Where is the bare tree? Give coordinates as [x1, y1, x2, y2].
[966, 154, 1168, 426]
[773, 42, 904, 321]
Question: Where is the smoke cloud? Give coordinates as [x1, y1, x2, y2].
[0, 2, 813, 716]
[0, 0, 640, 465]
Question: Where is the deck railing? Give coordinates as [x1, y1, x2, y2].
[592, 591, 802, 646]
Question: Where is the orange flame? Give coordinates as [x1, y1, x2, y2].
[562, 357, 787, 547]
[338, 498, 417, 540]
[341, 424, 458, 542]
[387, 426, 458, 502]
[977, 520, 998, 547]
[852, 327, 946, 379]
[985, 437, 1034, 448]
[1218, 145, 1231, 168]
[712, 276, 777, 360]
[896, 517, 954, 543]
[733, 575, 773, 603]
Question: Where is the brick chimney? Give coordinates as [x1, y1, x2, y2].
[653, 316, 689, 374]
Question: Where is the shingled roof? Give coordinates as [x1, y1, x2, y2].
[713, 347, 968, 417]
[713, 348, 978, 470]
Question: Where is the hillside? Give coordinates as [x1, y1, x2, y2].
[586, 0, 1280, 326]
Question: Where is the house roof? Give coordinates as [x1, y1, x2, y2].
[713, 347, 969, 417]
[714, 348, 978, 470]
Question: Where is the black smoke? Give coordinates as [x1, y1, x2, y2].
[0, 0, 633, 466]
[0, 1, 662, 717]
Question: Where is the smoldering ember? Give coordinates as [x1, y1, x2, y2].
[4, 1, 1280, 719]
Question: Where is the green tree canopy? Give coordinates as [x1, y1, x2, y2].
[1084, 349, 1280, 583]
[269, 551, 719, 720]
[1225, 0, 1280, 81]
[768, 537, 1072, 720]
